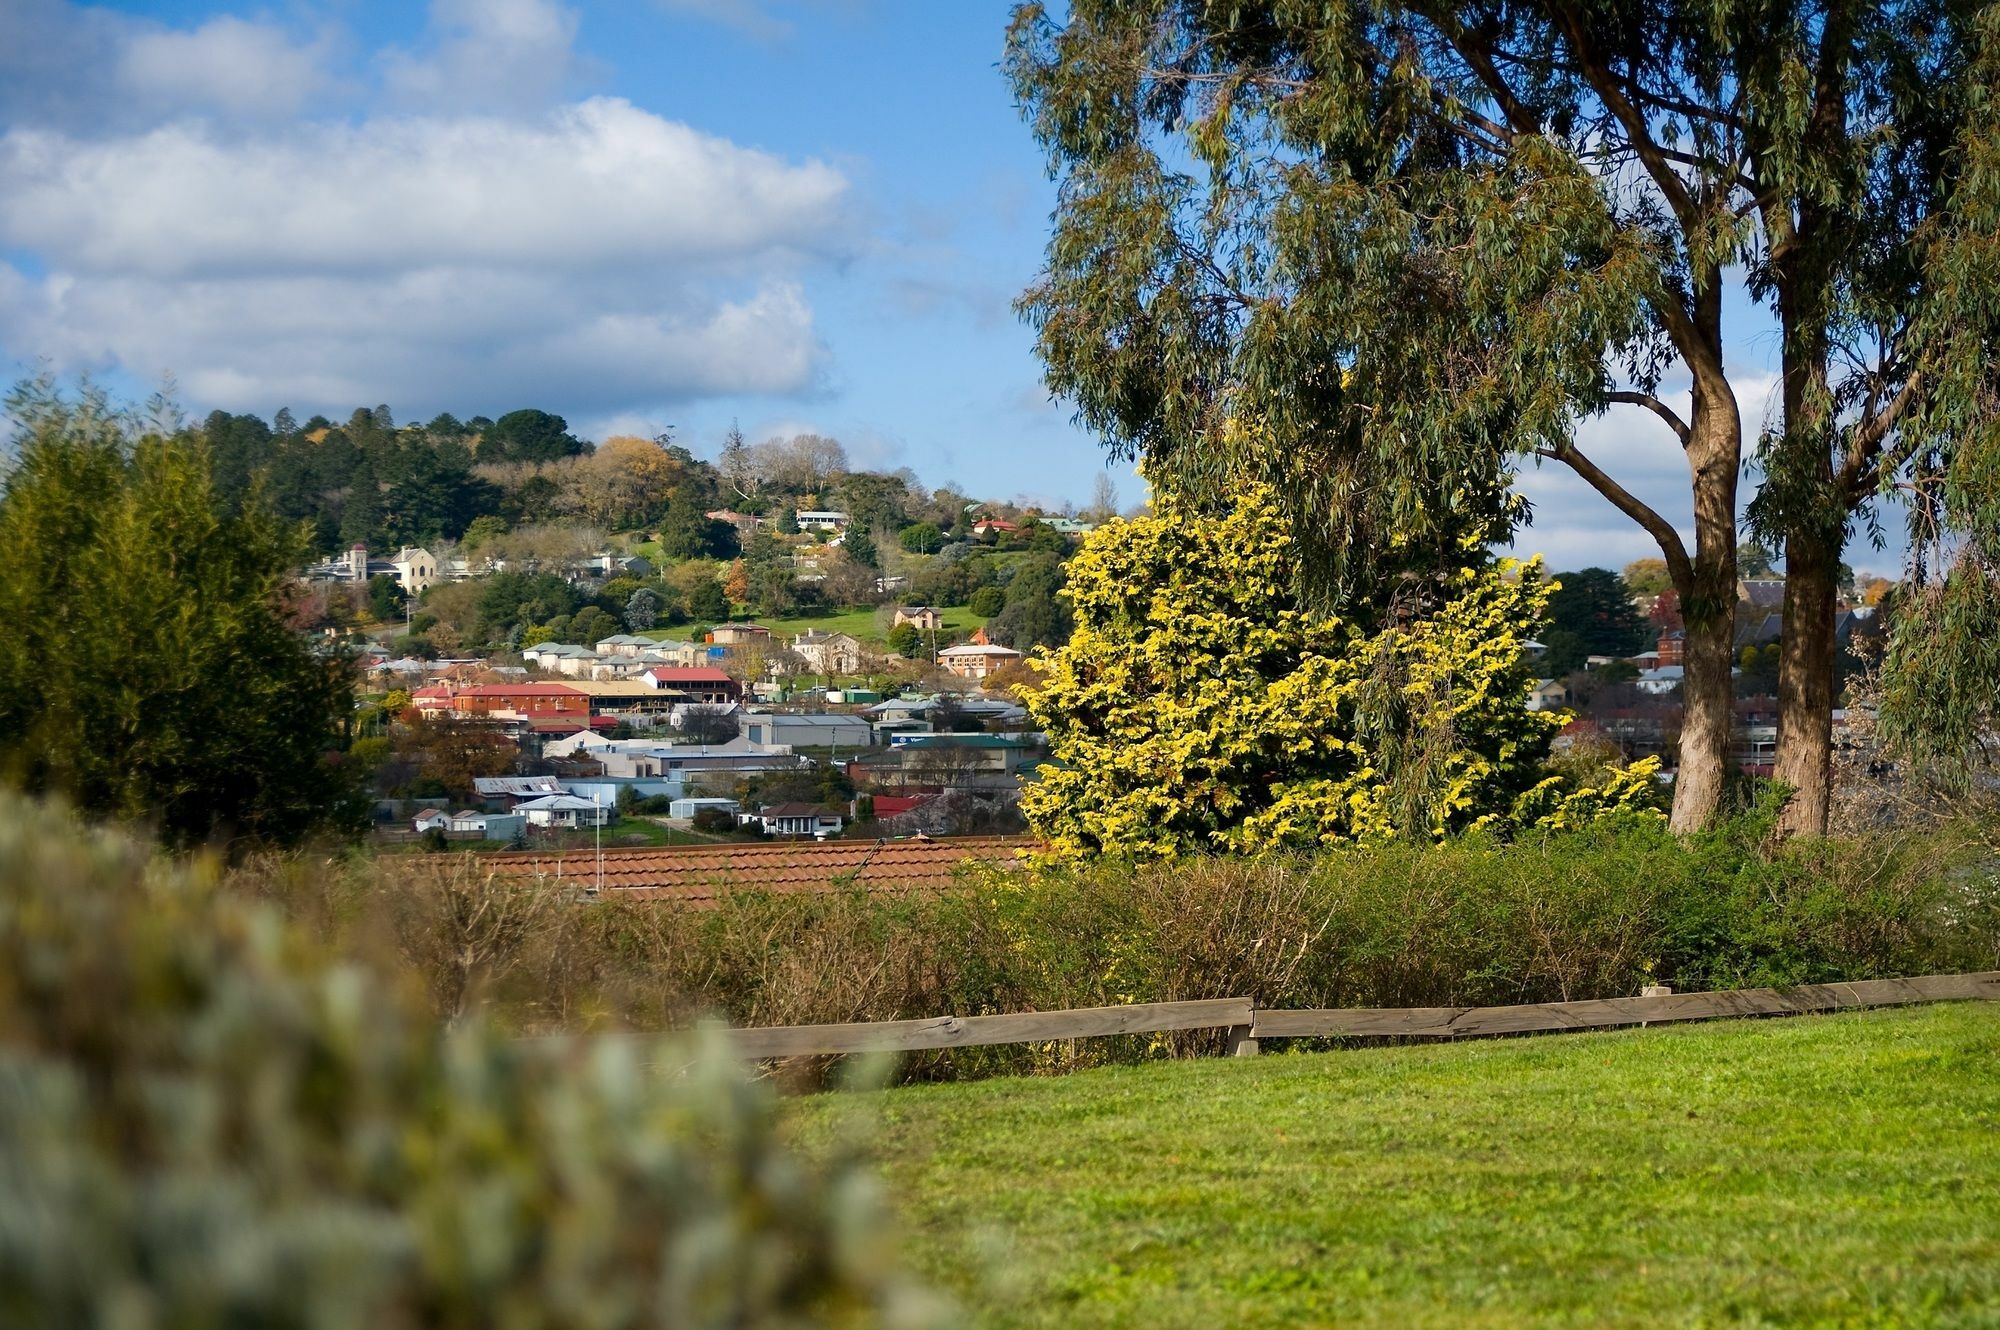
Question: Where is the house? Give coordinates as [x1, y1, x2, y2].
[594, 634, 658, 658]
[793, 509, 850, 532]
[412, 808, 449, 833]
[450, 683, 591, 720]
[303, 543, 435, 595]
[1636, 665, 1686, 696]
[972, 518, 1019, 537]
[893, 605, 943, 631]
[473, 775, 568, 808]
[1739, 578, 1788, 611]
[791, 630, 865, 675]
[708, 623, 772, 646]
[639, 667, 742, 704]
[706, 509, 764, 539]
[750, 802, 846, 839]
[1658, 630, 1686, 666]
[515, 794, 611, 829]
[1043, 516, 1096, 536]
[389, 547, 438, 594]
[938, 642, 1024, 681]
[741, 712, 874, 752]
[669, 796, 741, 820]
[1526, 679, 1569, 711]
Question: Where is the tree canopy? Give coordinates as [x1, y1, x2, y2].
[0, 381, 364, 848]
[1021, 487, 1659, 858]
[1007, 0, 2000, 835]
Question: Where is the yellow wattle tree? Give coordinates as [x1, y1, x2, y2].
[1020, 486, 1659, 860]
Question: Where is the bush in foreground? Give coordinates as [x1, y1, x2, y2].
[0, 794, 941, 1327]
[292, 805, 2000, 1081]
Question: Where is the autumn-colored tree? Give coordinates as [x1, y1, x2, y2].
[390, 715, 517, 801]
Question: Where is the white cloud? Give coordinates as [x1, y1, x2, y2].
[0, 81, 852, 416]
[1503, 368, 1785, 571]
[381, 0, 591, 112]
[118, 16, 339, 119]
[0, 1, 339, 131]
[0, 98, 849, 279]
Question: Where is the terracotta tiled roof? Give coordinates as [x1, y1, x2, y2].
[479, 835, 1036, 906]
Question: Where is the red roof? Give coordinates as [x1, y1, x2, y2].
[869, 793, 935, 816]
[460, 683, 585, 697]
[478, 836, 1036, 906]
[643, 667, 735, 684]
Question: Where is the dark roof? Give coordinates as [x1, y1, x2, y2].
[478, 835, 1036, 905]
[761, 801, 842, 818]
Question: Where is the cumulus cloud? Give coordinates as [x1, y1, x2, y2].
[0, 99, 849, 279]
[0, 0, 339, 131]
[1503, 368, 1784, 571]
[0, 0, 856, 421]
[117, 16, 339, 119]
[381, 0, 592, 112]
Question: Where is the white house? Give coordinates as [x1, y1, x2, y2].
[515, 794, 611, 829]
[748, 802, 846, 838]
[938, 643, 1024, 681]
[794, 509, 850, 532]
[412, 807, 449, 833]
[390, 547, 438, 594]
[1636, 665, 1686, 696]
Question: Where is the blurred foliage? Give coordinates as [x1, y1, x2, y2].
[0, 793, 943, 1328]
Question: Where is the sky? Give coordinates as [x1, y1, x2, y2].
[0, 0, 1897, 574]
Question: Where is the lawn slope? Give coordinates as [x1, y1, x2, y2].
[829, 1004, 2000, 1328]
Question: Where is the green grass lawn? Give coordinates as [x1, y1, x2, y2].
[809, 1004, 2000, 1328]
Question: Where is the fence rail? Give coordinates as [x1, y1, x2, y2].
[719, 970, 2000, 1060]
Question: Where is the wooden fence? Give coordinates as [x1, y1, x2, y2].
[719, 970, 2000, 1060]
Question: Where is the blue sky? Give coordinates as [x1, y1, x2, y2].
[0, 0, 1896, 572]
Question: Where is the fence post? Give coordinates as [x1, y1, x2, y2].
[1225, 1024, 1259, 1057]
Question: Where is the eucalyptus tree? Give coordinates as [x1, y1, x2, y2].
[1007, 1, 1998, 834]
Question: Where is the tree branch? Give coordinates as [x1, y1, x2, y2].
[1539, 441, 1693, 585]
[1839, 369, 1923, 497]
[1605, 390, 1692, 445]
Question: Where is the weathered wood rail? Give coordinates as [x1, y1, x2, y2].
[719, 971, 2000, 1060]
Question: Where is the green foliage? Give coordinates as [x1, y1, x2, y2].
[366, 571, 404, 621]
[983, 553, 1071, 651]
[686, 577, 731, 622]
[625, 586, 661, 631]
[899, 522, 943, 554]
[0, 795, 942, 1327]
[1021, 487, 1659, 858]
[842, 526, 878, 568]
[0, 383, 365, 848]
[886, 622, 922, 658]
[1541, 568, 1648, 673]
[968, 585, 1005, 617]
[482, 407, 584, 463]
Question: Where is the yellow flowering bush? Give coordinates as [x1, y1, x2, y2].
[1021, 486, 1661, 859]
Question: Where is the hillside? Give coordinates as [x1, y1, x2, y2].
[810, 1004, 2000, 1328]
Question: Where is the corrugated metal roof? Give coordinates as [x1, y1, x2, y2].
[479, 835, 1035, 905]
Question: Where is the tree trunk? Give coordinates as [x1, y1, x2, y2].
[1672, 586, 1737, 833]
[1669, 398, 1743, 834]
[1774, 528, 1839, 836]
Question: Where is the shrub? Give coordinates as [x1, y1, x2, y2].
[296, 810, 2000, 1083]
[0, 795, 943, 1327]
